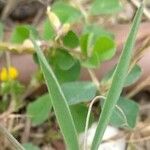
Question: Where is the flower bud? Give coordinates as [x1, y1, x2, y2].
[47, 6, 61, 31]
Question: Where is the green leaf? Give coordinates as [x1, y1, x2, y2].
[110, 97, 139, 128]
[31, 36, 79, 150]
[93, 36, 116, 61]
[11, 25, 29, 43]
[83, 24, 113, 42]
[0, 81, 11, 94]
[124, 65, 142, 87]
[83, 36, 116, 68]
[92, 5, 143, 150]
[70, 104, 94, 133]
[26, 25, 39, 39]
[101, 64, 142, 87]
[0, 81, 24, 95]
[50, 49, 80, 83]
[23, 143, 40, 150]
[80, 33, 93, 56]
[81, 25, 115, 68]
[26, 81, 96, 126]
[55, 49, 76, 70]
[61, 81, 97, 105]
[0, 22, 4, 41]
[52, 1, 82, 23]
[63, 31, 79, 48]
[91, 0, 122, 15]
[11, 81, 24, 95]
[27, 94, 52, 126]
[54, 60, 80, 83]
[33, 53, 40, 65]
[43, 19, 55, 40]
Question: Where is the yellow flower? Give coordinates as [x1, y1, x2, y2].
[0, 68, 7, 81]
[9, 67, 18, 80]
[0, 67, 19, 81]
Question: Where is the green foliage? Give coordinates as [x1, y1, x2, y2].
[23, 143, 40, 150]
[31, 36, 79, 150]
[0, 99, 9, 112]
[11, 25, 29, 43]
[0, 80, 24, 95]
[62, 81, 97, 105]
[27, 94, 52, 126]
[63, 31, 79, 48]
[43, 19, 55, 40]
[91, 5, 143, 150]
[48, 48, 81, 83]
[26, 25, 39, 39]
[110, 97, 139, 128]
[54, 59, 81, 83]
[11, 81, 24, 95]
[54, 49, 76, 70]
[11, 25, 39, 43]
[92, 36, 116, 61]
[83, 24, 113, 43]
[91, 0, 122, 15]
[70, 104, 94, 133]
[124, 65, 142, 87]
[82, 35, 116, 68]
[0, 22, 4, 41]
[80, 25, 116, 68]
[52, 1, 82, 23]
[0, 0, 144, 149]
[101, 64, 142, 87]
[0, 81, 11, 94]
[80, 33, 93, 56]
[26, 81, 96, 125]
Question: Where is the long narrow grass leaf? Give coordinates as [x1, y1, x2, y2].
[31, 37, 79, 150]
[91, 4, 143, 150]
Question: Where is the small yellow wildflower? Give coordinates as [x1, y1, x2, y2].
[0, 68, 7, 81]
[0, 67, 19, 81]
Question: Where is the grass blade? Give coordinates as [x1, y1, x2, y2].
[31, 38, 79, 150]
[91, 4, 143, 150]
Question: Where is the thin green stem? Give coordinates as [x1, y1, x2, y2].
[84, 96, 106, 150]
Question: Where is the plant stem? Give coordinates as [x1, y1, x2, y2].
[71, 0, 89, 24]
[0, 42, 34, 53]
[5, 51, 11, 69]
[0, 124, 25, 150]
[88, 69, 101, 93]
[84, 96, 105, 150]
[130, 0, 150, 19]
